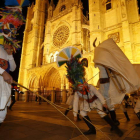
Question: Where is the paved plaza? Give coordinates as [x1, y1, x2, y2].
[0, 101, 140, 140]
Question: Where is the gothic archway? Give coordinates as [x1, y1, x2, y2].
[43, 67, 61, 90]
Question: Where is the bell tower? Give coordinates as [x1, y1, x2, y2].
[88, 0, 104, 50]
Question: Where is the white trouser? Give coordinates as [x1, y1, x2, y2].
[0, 107, 7, 123]
[134, 99, 140, 113]
[99, 83, 114, 111]
[80, 99, 106, 118]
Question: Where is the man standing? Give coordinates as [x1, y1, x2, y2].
[73, 83, 123, 137]
[134, 90, 140, 127]
[95, 64, 120, 126]
[9, 85, 17, 111]
[0, 40, 16, 125]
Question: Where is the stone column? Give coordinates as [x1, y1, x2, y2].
[24, 91, 29, 102]
[61, 85, 67, 104]
[15, 91, 18, 101]
[51, 87, 55, 103]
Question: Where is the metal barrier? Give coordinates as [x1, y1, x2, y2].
[24, 90, 62, 103]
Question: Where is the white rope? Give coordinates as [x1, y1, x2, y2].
[14, 81, 111, 140]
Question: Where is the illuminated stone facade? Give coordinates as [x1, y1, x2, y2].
[18, 0, 140, 97]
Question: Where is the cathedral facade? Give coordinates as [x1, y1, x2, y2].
[18, 0, 140, 97]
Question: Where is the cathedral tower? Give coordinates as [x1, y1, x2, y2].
[18, 0, 48, 88]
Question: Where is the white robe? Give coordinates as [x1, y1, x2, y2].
[94, 38, 140, 105]
[73, 84, 106, 117]
[0, 45, 16, 109]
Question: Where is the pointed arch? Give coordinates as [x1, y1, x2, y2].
[43, 66, 62, 90]
[28, 74, 39, 91]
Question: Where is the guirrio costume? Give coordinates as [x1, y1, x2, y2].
[56, 46, 123, 137]
[0, 45, 16, 123]
[0, 6, 24, 125]
[95, 64, 120, 126]
[94, 38, 140, 127]
[73, 84, 105, 117]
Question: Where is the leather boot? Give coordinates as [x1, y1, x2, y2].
[103, 115, 123, 137]
[136, 112, 140, 127]
[77, 110, 81, 121]
[124, 112, 130, 121]
[83, 116, 96, 135]
[64, 109, 69, 116]
[109, 110, 120, 126]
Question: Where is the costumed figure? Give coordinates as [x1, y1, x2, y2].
[95, 65, 120, 127]
[64, 87, 81, 121]
[9, 84, 18, 111]
[0, 5, 24, 125]
[120, 94, 130, 121]
[56, 46, 123, 137]
[133, 90, 140, 127]
[0, 36, 17, 124]
[119, 103, 130, 121]
[93, 38, 140, 125]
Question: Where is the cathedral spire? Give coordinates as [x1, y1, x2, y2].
[50, 0, 55, 10]
[50, 0, 54, 6]
[74, 0, 83, 8]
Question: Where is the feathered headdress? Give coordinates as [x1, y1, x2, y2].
[0, 6, 25, 28]
[0, 6, 24, 52]
[56, 46, 88, 90]
[0, 34, 21, 53]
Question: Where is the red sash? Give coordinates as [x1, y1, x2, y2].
[86, 95, 98, 103]
[0, 58, 8, 70]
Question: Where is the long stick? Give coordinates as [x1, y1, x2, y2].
[13, 81, 89, 140]
[105, 68, 124, 93]
[13, 81, 111, 140]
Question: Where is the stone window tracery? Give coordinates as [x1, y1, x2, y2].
[106, 0, 112, 10]
[53, 25, 69, 48]
[50, 55, 54, 63]
[60, 5, 66, 12]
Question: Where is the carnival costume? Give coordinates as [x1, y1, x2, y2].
[64, 87, 81, 121]
[94, 38, 140, 104]
[0, 43, 16, 123]
[0, 5, 24, 124]
[94, 38, 140, 127]
[95, 64, 120, 126]
[133, 91, 140, 126]
[56, 46, 123, 137]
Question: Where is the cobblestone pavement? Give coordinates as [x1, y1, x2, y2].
[0, 101, 140, 140]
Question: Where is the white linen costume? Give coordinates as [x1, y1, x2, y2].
[73, 84, 106, 118]
[66, 91, 74, 107]
[0, 45, 16, 123]
[96, 64, 114, 110]
[94, 38, 140, 105]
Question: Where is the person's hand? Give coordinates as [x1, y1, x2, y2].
[74, 116, 77, 122]
[4, 44, 13, 55]
[2, 71, 13, 84]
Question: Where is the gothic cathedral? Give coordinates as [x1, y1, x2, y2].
[18, 0, 140, 95]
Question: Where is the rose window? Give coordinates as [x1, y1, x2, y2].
[53, 25, 69, 47]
